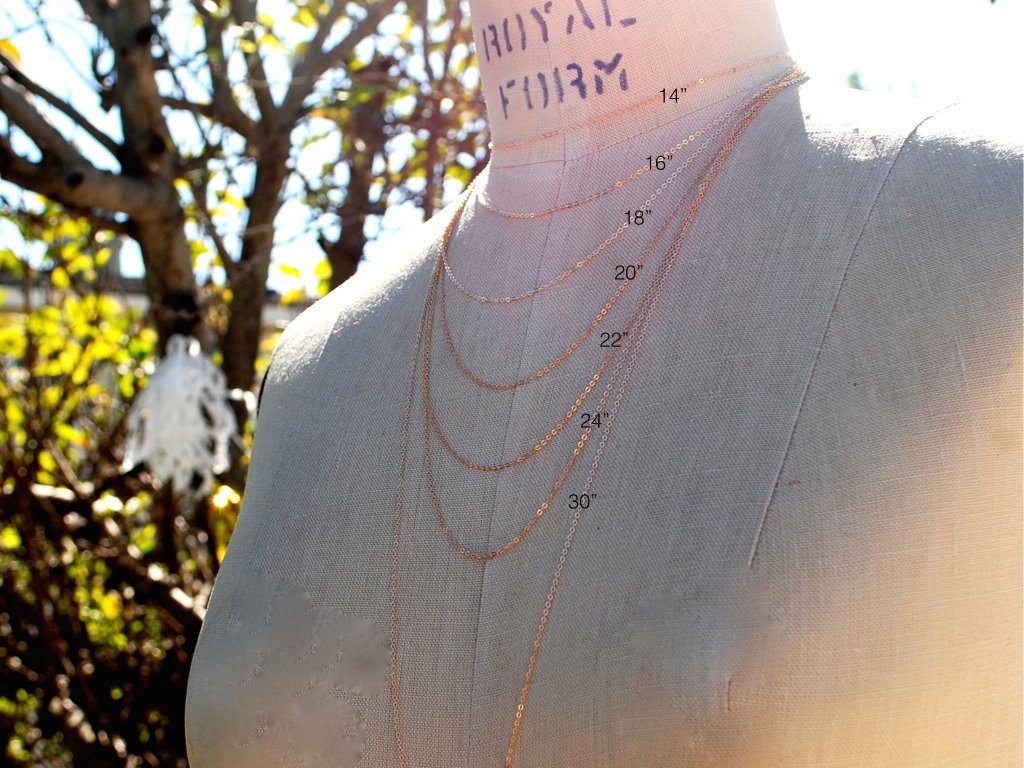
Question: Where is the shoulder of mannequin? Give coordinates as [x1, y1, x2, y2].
[894, 95, 1021, 180]
[844, 90, 1020, 333]
[265, 194, 460, 379]
[859, 88, 1020, 217]
[797, 78, 1020, 163]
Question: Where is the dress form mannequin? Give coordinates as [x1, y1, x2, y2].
[184, 0, 1022, 765]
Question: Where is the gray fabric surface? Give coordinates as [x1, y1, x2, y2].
[184, 79, 1022, 767]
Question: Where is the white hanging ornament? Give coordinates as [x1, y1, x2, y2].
[121, 334, 237, 501]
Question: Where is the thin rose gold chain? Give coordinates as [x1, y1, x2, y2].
[477, 74, 767, 220]
[435, 75, 788, 396]
[488, 53, 794, 152]
[421, 67, 803, 557]
[433, 135, 719, 385]
[426, 156, 715, 559]
[445, 69, 796, 304]
[423, 131, 731, 471]
[423, 71, 797, 472]
[390, 68, 807, 768]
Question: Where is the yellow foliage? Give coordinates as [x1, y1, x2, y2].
[0, 526, 21, 551]
[0, 39, 21, 65]
[211, 484, 241, 510]
[99, 592, 123, 620]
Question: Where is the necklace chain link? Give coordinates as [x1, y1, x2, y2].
[488, 53, 794, 153]
[390, 66, 808, 768]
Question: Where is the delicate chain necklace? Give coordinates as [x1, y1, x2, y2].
[421, 66, 800, 555]
[425, 129, 735, 468]
[425, 159, 713, 557]
[423, 157, 712, 561]
[443, 74, 774, 305]
[478, 60, 794, 221]
[426, 69, 798, 474]
[489, 52, 794, 152]
[436, 132, 724, 388]
[389, 67, 807, 768]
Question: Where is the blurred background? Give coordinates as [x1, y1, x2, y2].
[0, 0, 1019, 765]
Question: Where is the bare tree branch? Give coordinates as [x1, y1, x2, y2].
[189, 175, 237, 281]
[161, 95, 216, 121]
[0, 54, 121, 160]
[190, 0, 258, 140]
[281, 0, 401, 123]
[0, 131, 159, 221]
[76, 0, 118, 42]
[227, 0, 280, 127]
[0, 76, 88, 165]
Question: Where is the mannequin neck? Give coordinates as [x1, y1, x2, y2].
[468, 0, 791, 166]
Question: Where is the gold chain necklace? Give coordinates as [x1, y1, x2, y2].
[421, 67, 801, 558]
[390, 67, 807, 768]
[443, 74, 775, 304]
[478, 57, 794, 221]
[488, 52, 794, 152]
[426, 158, 714, 558]
[425, 136, 731, 469]
[426, 69, 798, 472]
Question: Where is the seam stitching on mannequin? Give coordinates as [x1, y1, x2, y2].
[463, 171, 563, 759]
[745, 102, 958, 569]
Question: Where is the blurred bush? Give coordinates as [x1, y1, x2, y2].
[0, 204, 256, 766]
[0, 0, 485, 762]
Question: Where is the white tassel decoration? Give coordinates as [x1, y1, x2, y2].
[121, 334, 237, 501]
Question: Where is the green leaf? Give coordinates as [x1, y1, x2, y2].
[0, 39, 21, 66]
[313, 259, 332, 280]
[348, 84, 378, 105]
[446, 163, 472, 186]
[278, 263, 302, 279]
[221, 190, 246, 210]
[67, 254, 93, 275]
[99, 591, 123, 620]
[189, 241, 211, 264]
[0, 526, 21, 550]
[259, 32, 284, 52]
[118, 373, 136, 399]
[132, 523, 158, 556]
[294, 7, 318, 27]
[54, 422, 88, 448]
[281, 288, 307, 305]
[38, 450, 57, 473]
[0, 248, 25, 275]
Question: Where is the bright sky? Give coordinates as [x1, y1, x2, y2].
[776, 0, 1022, 101]
[2, 0, 1020, 294]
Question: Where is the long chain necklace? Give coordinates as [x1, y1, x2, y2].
[426, 159, 713, 558]
[437, 70, 795, 406]
[425, 131, 735, 471]
[421, 66, 800, 558]
[389, 67, 808, 768]
[426, 69, 798, 472]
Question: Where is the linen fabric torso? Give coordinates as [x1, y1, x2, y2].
[184, 80, 1023, 767]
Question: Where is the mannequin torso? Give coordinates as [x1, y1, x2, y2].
[184, 2, 1022, 765]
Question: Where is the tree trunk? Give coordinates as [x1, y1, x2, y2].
[108, 0, 206, 353]
[132, 201, 208, 351]
[324, 152, 373, 290]
[219, 137, 290, 490]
